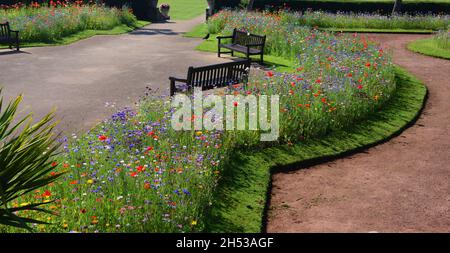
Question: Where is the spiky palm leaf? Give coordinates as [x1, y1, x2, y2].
[0, 88, 62, 231]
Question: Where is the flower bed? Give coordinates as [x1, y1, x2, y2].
[0, 2, 137, 43]
[208, 10, 448, 33]
[2, 10, 398, 233]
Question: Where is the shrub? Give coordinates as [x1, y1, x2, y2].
[0, 3, 137, 43]
[0, 89, 61, 232]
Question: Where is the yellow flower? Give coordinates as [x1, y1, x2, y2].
[87, 179, 94, 184]
[195, 131, 202, 136]
[63, 224, 68, 229]
[43, 199, 51, 203]
[191, 220, 197, 226]
[20, 202, 31, 207]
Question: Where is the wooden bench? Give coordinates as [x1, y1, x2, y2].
[0, 22, 20, 51]
[169, 59, 251, 96]
[217, 28, 266, 64]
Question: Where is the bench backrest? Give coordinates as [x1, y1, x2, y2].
[187, 59, 251, 91]
[232, 29, 266, 49]
[0, 22, 11, 38]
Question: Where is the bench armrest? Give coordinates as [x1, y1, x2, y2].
[169, 77, 187, 83]
[169, 77, 188, 96]
[10, 30, 19, 38]
[217, 35, 233, 44]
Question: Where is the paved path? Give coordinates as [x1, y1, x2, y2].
[267, 34, 450, 232]
[0, 16, 227, 133]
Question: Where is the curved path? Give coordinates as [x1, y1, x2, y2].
[0, 16, 227, 133]
[267, 34, 450, 232]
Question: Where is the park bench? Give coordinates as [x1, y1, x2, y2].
[217, 28, 266, 64]
[0, 22, 20, 51]
[169, 59, 251, 96]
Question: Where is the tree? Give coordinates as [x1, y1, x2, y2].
[392, 0, 402, 15]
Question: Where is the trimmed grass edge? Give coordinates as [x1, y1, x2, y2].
[0, 20, 150, 49]
[407, 37, 450, 60]
[321, 27, 434, 34]
[205, 66, 428, 233]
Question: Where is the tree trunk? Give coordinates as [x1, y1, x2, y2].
[247, 0, 255, 11]
[392, 0, 403, 16]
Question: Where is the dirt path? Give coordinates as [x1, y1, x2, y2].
[267, 34, 450, 232]
[0, 16, 228, 134]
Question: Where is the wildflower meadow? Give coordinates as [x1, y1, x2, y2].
[0, 8, 400, 233]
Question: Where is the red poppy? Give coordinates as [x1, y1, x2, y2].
[42, 190, 52, 197]
[69, 180, 78, 185]
[233, 101, 238, 107]
[80, 208, 87, 214]
[315, 79, 321, 83]
[347, 73, 353, 77]
[296, 67, 304, 71]
[357, 85, 363, 89]
[136, 165, 144, 172]
[146, 146, 153, 151]
[291, 82, 296, 87]
[63, 163, 69, 168]
[321, 98, 327, 103]
[144, 182, 151, 190]
[130, 172, 138, 177]
[98, 135, 107, 141]
[365, 62, 371, 67]
[147, 131, 155, 136]
[266, 71, 274, 77]
[51, 161, 58, 167]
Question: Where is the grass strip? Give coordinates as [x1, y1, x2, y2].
[321, 27, 434, 34]
[0, 21, 150, 49]
[407, 37, 450, 60]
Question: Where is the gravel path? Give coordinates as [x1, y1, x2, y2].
[267, 34, 450, 232]
[0, 16, 228, 133]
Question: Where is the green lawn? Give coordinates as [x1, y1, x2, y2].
[163, 0, 207, 20]
[185, 23, 297, 73]
[0, 21, 149, 49]
[206, 66, 427, 232]
[407, 37, 450, 60]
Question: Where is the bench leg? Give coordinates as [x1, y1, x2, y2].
[231, 51, 234, 57]
[170, 79, 175, 96]
[16, 39, 19, 51]
[260, 53, 264, 64]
